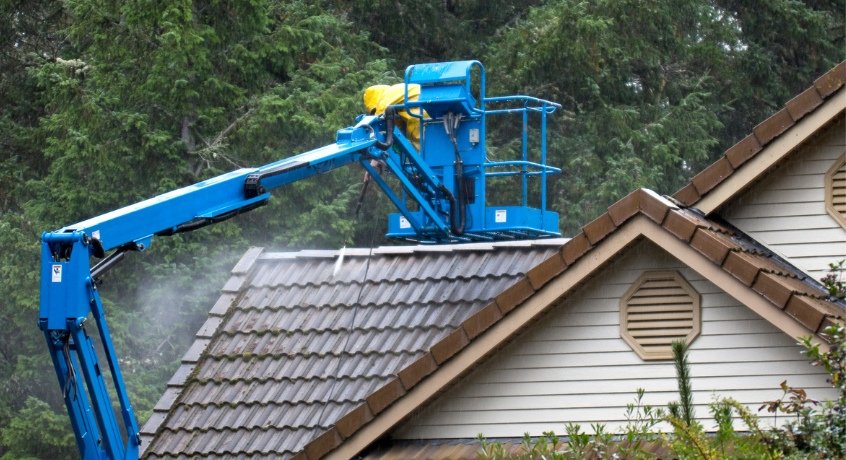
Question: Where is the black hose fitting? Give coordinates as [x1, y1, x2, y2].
[374, 106, 396, 151]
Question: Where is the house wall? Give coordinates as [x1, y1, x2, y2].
[723, 118, 846, 279]
[393, 240, 836, 439]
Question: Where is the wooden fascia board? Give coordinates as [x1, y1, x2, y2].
[327, 216, 825, 459]
[698, 89, 846, 214]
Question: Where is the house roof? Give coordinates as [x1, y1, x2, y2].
[142, 191, 845, 460]
[139, 240, 566, 458]
[144, 61, 846, 460]
[674, 60, 845, 213]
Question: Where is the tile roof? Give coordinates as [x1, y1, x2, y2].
[140, 240, 566, 459]
[674, 60, 846, 206]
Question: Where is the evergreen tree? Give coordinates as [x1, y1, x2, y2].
[0, 1, 843, 456]
[0, 1, 388, 456]
[485, 0, 844, 232]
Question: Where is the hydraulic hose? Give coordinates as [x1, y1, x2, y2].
[444, 113, 466, 235]
[374, 106, 396, 151]
[452, 156, 466, 235]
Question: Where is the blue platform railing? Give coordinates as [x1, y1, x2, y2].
[482, 95, 562, 214]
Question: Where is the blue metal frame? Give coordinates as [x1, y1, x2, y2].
[39, 60, 564, 459]
[386, 62, 562, 241]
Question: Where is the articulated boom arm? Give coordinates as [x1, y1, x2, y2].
[39, 60, 562, 459]
[39, 117, 385, 460]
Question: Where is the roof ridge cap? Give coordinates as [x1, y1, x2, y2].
[257, 238, 569, 259]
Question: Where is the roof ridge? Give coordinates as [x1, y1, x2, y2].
[154, 423, 331, 436]
[703, 215, 836, 300]
[256, 238, 568, 260]
[200, 348, 421, 362]
[248, 270, 527, 291]
[172, 398, 361, 411]
[231, 296, 496, 315]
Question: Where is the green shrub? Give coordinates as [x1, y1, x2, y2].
[763, 323, 846, 459]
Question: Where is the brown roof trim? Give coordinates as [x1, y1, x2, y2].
[673, 60, 846, 212]
[315, 188, 844, 459]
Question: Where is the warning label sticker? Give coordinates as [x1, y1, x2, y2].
[495, 209, 507, 223]
[399, 216, 411, 229]
[51, 265, 62, 283]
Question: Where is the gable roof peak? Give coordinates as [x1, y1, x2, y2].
[674, 60, 846, 213]
[256, 238, 570, 261]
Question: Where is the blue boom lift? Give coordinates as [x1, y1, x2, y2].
[39, 61, 562, 459]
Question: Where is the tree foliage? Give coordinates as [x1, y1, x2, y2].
[485, 0, 843, 231]
[0, 0, 843, 457]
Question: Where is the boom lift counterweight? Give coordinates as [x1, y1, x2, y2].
[38, 61, 562, 459]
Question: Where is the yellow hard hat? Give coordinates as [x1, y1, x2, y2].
[363, 85, 389, 114]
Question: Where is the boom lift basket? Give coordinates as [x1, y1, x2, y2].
[385, 60, 561, 242]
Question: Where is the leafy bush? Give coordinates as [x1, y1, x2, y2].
[820, 260, 845, 300]
[663, 341, 779, 459]
[477, 389, 664, 459]
[762, 323, 846, 459]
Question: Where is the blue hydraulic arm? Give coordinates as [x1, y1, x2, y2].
[40, 120, 386, 459]
[40, 60, 563, 460]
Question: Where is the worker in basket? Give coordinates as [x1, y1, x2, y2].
[363, 83, 423, 150]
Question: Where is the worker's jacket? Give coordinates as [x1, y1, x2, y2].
[363, 83, 424, 149]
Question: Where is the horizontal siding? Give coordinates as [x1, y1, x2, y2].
[767, 241, 846, 258]
[505, 347, 812, 369]
[749, 227, 846, 244]
[484, 360, 815, 383]
[450, 374, 832, 399]
[406, 415, 793, 439]
[723, 119, 846, 279]
[445, 388, 828, 411]
[729, 201, 826, 218]
[512, 332, 798, 356]
[730, 215, 840, 232]
[747, 187, 822, 204]
[394, 240, 837, 439]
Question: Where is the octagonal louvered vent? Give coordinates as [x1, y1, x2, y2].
[826, 156, 846, 229]
[620, 271, 701, 360]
